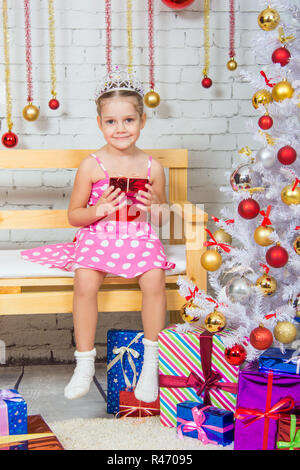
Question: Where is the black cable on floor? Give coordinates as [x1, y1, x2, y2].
[93, 375, 107, 402]
[14, 365, 25, 391]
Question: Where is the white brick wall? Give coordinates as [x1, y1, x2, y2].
[0, 0, 287, 362]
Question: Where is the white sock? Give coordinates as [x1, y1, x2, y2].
[134, 338, 159, 403]
[64, 348, 96, 400]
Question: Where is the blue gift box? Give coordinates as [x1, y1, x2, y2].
[107, 329, 144, 414]
[176, 401, 234, 446]
[0, 389, 27, 447]
[259, 347, 300, 375]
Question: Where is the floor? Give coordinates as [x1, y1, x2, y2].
[0, 363, 112, 422]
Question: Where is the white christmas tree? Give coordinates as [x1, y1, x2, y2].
[177, 0, 300, 363]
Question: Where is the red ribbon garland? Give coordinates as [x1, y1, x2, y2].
[259, 263, 270, 274]
[292, 178, 300, 191]
[260, 70, 275, 88]
[211, 215, 235, 225]
[185, 286, 199, 301]
[259, 205, 272, 227]
[264, 313, 277, 320]
[159, 331, 238, 406]
[235, 371, 295, 450]
[203, 229, 231, 253]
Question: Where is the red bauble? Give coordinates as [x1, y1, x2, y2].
[224, 344, 247, 366]
[238, 198, 260, 219]
[250, 325, 273, 350]
[258, 114, 273, 130]
[271, 47, 291, 67]
[48, 98, 60, 110]
[202, 77, 212, 88]
[1, 131, 18, 148]
[161, 0, 195, 9]
[277, 145, 297, 165]
[266, 244, 288, 268]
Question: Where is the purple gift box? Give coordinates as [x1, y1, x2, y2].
[234, 362, 300, 450]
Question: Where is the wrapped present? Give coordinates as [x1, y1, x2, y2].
[259, 347, 300, 375]
[0, 389, 27, 440]
[234, 362, 300, 450]
[0, 415, 64, 450]
[277, 412, 300, 450]
[158, 326, 240, 427]
[177, 401, 234, 446]
[107, 329, 144, 414]
[117, 389, 160, 418]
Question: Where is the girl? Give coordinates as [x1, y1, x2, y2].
[21, 69, 175, 404]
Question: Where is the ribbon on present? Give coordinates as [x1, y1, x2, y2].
[235, 371, 295, 450]
[0, 432, 55, 447]
[177, 405, 234, 445]
[0, 390, 24, 437]
[284, 354, 300, 375]
[277, 415, 300, 450]
[107, 332, 143, 389]
[159, 331, 238, 406]
[115, 403, 159, 419]
[259, 205, 272, 227]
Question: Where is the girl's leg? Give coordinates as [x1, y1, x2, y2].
[64, 268, 106, 399]
[134, 268, 166, 402]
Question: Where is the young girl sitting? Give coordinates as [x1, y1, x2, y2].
[21, 68, 175, 404]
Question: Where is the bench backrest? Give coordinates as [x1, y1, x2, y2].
[0, 149, 187, 230]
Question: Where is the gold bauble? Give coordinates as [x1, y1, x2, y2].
[255, 272, 277, 297]
[252, 89, 273, 109]
[213, 228, 232, 246]
[180, 300, 199, 323]
[226, 58, 238, 71]
[254, 225, 274, 247]
[22, 103, 40, 121]
[258, 7, 280, 31]
[293, 236, 300, 255]
[273, 321, 297, 344]
[200, 250, 222, 272]
[281, 184, 300, 206]
[144, 90, 160, 108]
[272, 79, 294, 102]
[204, 310, 227, 333]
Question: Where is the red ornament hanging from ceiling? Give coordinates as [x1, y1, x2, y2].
[161, 0, 195, 9]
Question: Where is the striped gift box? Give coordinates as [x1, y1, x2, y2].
[158, 326, 240, 427]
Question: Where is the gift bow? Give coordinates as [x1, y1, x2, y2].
[234, 397, 295, 428]
[177, 406, 218, 445]
[203, 229, 231, 253]
[284, 354, 300, 375]
[259, 205, 272, 227]
[107, 332, 143, 389]
[0, 390, 24, 437]
[277, 415, 300, 450]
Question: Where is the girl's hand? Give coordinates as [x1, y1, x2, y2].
[94, 186, 127, 219]
[135, 183, 160, 212]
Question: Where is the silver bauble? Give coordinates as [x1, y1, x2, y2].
[225, 276, 253, 304]
[230, 164, 252, 192]
[256, 147, 276, 168]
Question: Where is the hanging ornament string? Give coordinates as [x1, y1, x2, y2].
[202, 0, 212, 88]
[48, 0, 59, 109]
[23, 0, 39, 121]
[1, 0, 18, 147]
[105, 0, 112, 74]
[227, 0, 237, 71]
[127, 0, 133, 76]
[144, 0, 160, 108]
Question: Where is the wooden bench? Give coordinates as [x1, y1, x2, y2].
[0, 149, 207, 324]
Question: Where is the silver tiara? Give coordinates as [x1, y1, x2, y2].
[94, 67, 145, 101]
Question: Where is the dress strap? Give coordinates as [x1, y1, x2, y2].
[91, 153, 109, 179]
[147, 155, 152, 180]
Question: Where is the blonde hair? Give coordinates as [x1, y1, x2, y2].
[96, 89, 144, 118]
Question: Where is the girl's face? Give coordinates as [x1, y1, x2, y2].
[97, 96, 146, 151]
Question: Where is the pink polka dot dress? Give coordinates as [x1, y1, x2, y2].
[21, 154, 176, 278]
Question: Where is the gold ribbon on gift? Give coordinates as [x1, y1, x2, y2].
[115, 404, 159, 419]
[107, 332, 143, 389]
[0, 432, 54, 447]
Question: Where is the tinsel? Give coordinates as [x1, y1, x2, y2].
[127, 0, 133, 76]
[105, 0, 112, 74]
[48, 0, 57, 99]
[148, 0, 155, 90]
[24, 0, 33, 103]
[229, 0, 235, 59]
[2, 0, 13, 131]
[202, 0, 210, 78]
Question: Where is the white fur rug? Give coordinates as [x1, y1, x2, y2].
[49, 416, 233, 450]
